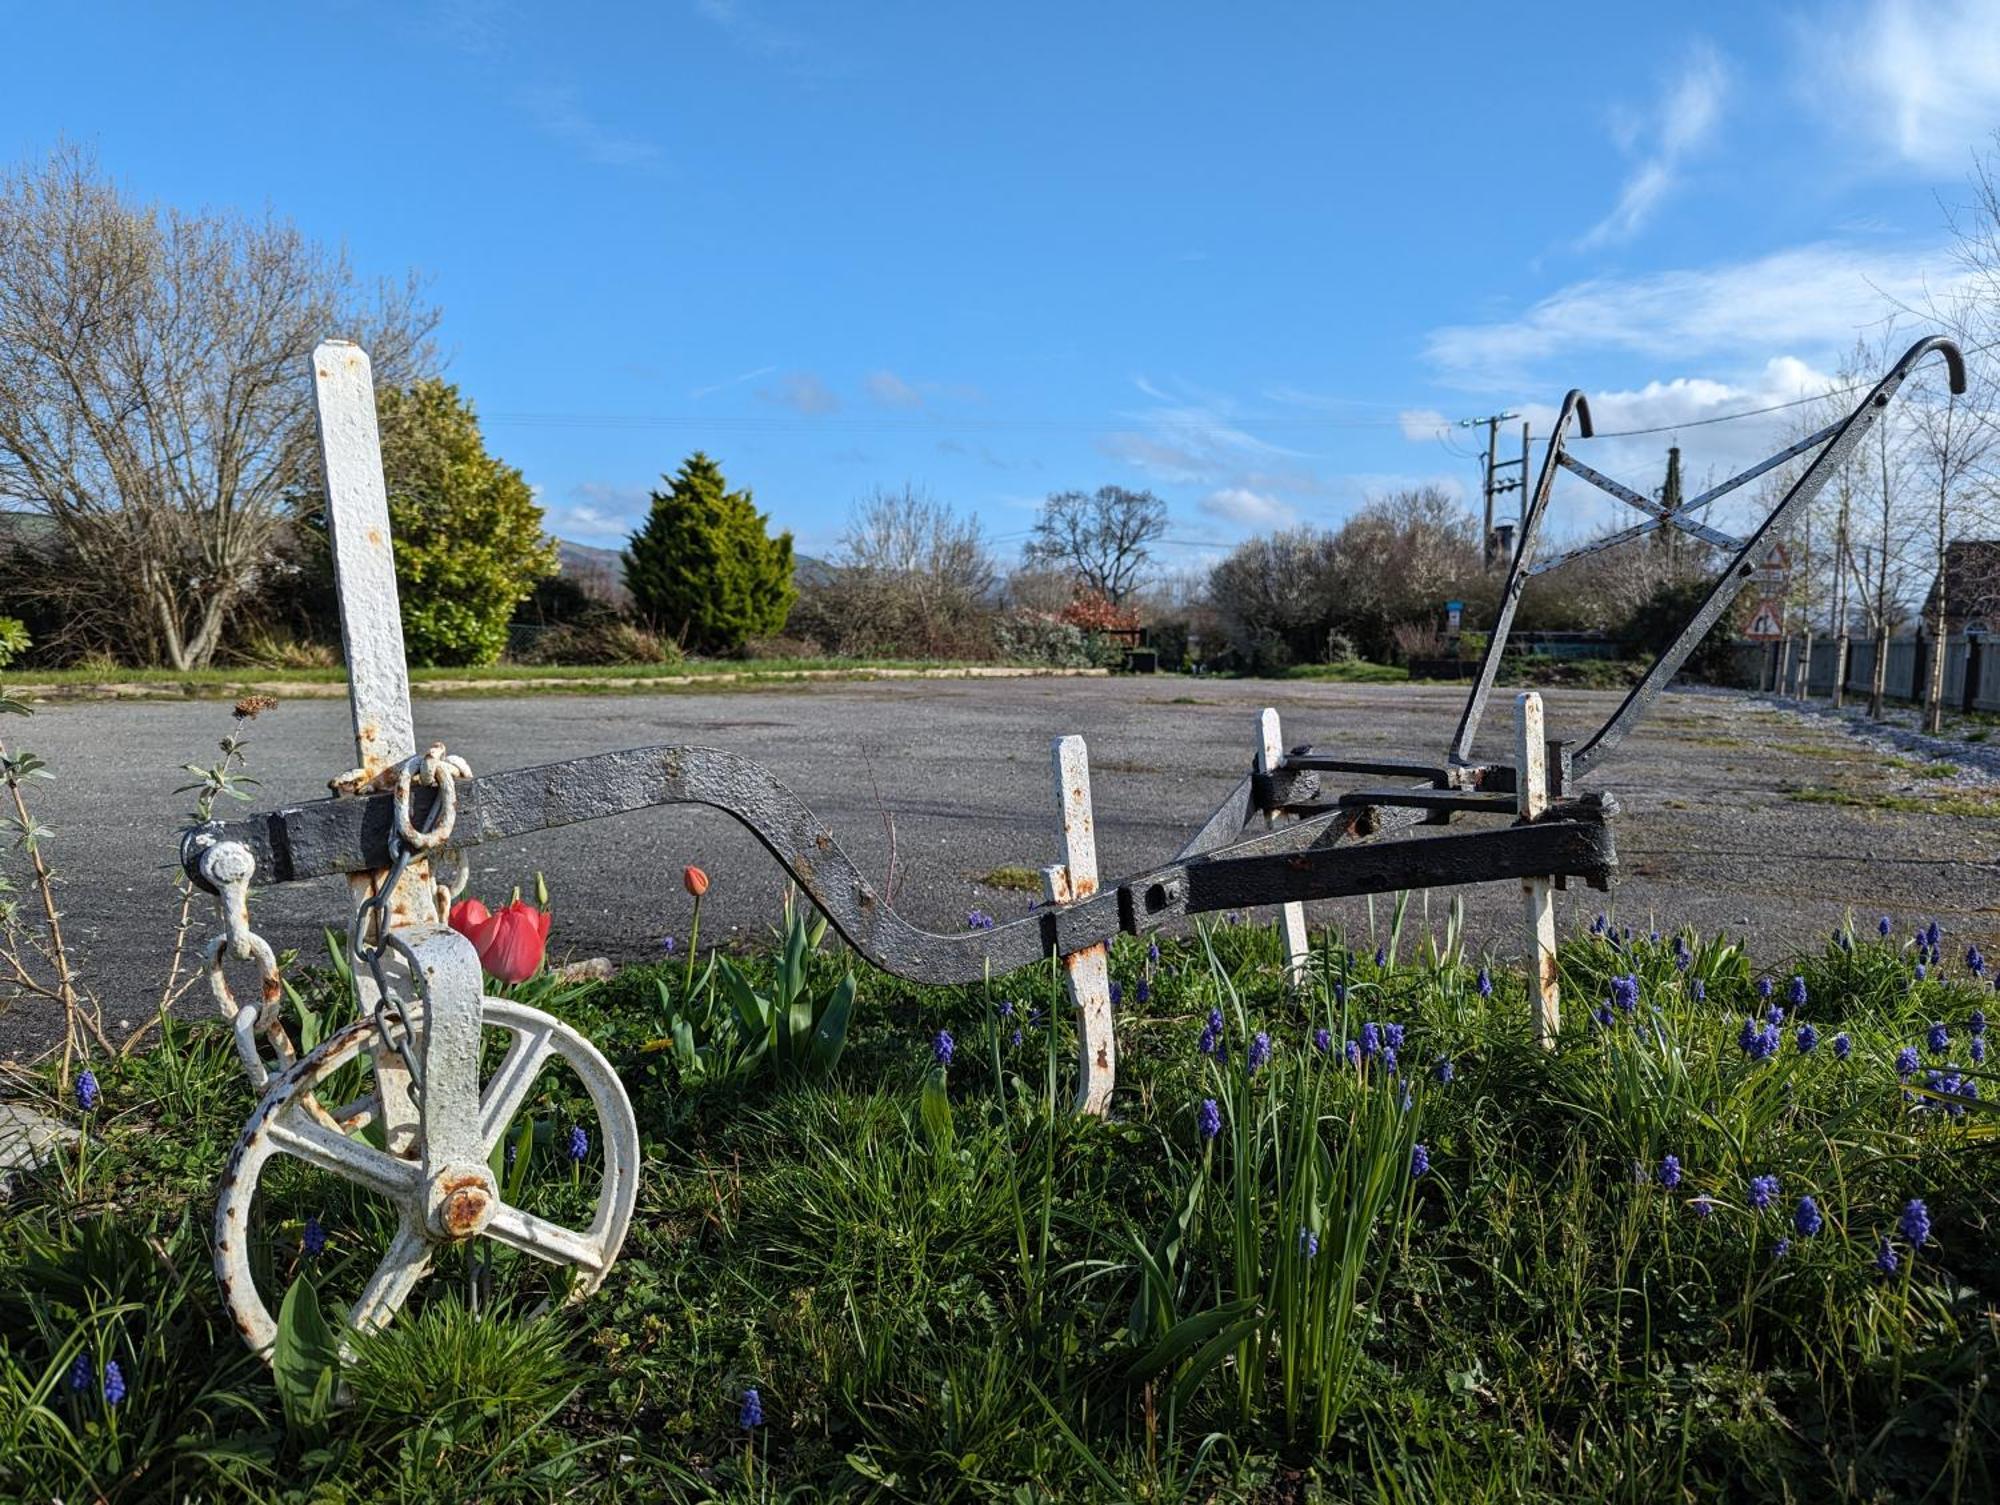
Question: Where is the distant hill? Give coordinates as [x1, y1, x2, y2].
[553, 538, 831, 608]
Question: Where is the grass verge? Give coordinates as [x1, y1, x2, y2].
[4, 915, 1997, 1500]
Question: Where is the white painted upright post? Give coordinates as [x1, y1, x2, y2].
[311, 341, 438, 1150]
[1515, 691, 1560, 1048]
[1042, 735, 1116, 1116]
[1257, 709, 1310, 989]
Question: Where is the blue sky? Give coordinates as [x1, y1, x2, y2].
[8, 2, 2000, 568]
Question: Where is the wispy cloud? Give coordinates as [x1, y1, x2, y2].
[1200, 487, 1297, 528]
[863, 370, 924, 408]
[1426, 241, 1958, 390]
[540, 480, 652, 545]
[758, 370, 841, 414]
[693, 0, 846, 76]
[1580, 42, 1728, 248]
[1799, 0, 2000, 171]
[522, 85, 662, 171]
[690, 364, 776, 400]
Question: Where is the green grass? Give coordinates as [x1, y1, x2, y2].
[1786, 783, 2000, 818]
[2, 657, 1098, 702]
[4, 917, 1998, 1501]
[1273, 661, 1410, 683]
[978, 865, 1044, 893]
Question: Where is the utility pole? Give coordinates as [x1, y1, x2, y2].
[1459, 409, 1521, 568]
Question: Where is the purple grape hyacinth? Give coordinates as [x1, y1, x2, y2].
[933, 1029, 956, 1068]
[1788, 975, 1808, 1007]
[1198, 1097, 1222, 1140]
[1247, 1031, 1271, 1072]
[1875, 1238, 1899, 1277]
[1899, 1198, 1931, 1247]
[1833, 1032, 1852, 1060]
[102, 1361, 125, 1405]
[740, 1387, 764, 1428]
[1476, 966, 1493, 998]
[1748, 1174, 1779, 1211]
[1410, 1143, 1430, 1178]
[1659, 1154, 1682, 1189]
[68, 1353, 91, 1393]
[1928, 1021, 1950, 1056]
[303, 1214, 326, 1258]
[566, 1125, 589, 1162]
[1896, 1046, 1921, 1077]
[74, 1070, 98, 1112]
[1794, 1196, 1823, 1237]
[1796, 1023, 1818, 1054]
[1313, 1026, 1332, 1054]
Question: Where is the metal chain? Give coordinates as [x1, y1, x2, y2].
[350, 746, 471, 1095]
[198, 840, 295, 1091]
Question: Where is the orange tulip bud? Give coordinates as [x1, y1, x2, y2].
[683, 865, 710, 898]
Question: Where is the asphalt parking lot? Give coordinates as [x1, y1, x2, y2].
[4, 674, 1996, 1061]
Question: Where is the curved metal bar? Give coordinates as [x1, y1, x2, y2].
[187, 745, 1095, 985]
[1570, 335, 1965, 778]
[1448, 389, 1593, 767]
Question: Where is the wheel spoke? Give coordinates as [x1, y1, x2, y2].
[349, 1216, 433, 1334]
[482, 1200, 607, 1274]
[267, 1114, 420, 1200]
[480, 1025, 556, 1153]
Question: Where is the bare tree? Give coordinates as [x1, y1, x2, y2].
[1904, 339, 1998, 732]
[788, 485, 996, 657]
[0, 144, 436, 667]
[1023, 485, 1167, 604]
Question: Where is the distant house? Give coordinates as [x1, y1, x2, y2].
[1921, 540, 2000, 635]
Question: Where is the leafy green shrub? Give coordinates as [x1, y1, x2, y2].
[0, 615, 30, 668]
[376, 379, 561, 667]
[994, 612, 1094, 667]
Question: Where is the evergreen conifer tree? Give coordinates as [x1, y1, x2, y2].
[624, 453, 795, 653]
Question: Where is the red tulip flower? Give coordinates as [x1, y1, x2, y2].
[683, 865, 710, 898]
[450, 897, 551, 984]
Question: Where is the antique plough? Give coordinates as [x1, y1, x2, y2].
[184, 336, 1964, 1357]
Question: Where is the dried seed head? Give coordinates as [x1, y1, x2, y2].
[233, 694, 277, 721]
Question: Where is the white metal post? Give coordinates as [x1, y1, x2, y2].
[1041, 735, 1116, 1115]
[1257, 709, 1310, 988]
[310, 341, 476, 1154]
[1515, 691, 1560, 1048]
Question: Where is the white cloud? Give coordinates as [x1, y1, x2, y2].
[1426, 241, 1961, 390]
[1801, 0, 2000, 171]
[540, 481, 651, 544]
[863, 370, 923, 408]
[758, 371, 841, 414]
[1398, 408, 1452, 442]
[1580, 42, 1728, 247]
[1200, 487, 1297, 527]
[521, 85, 662, 170]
